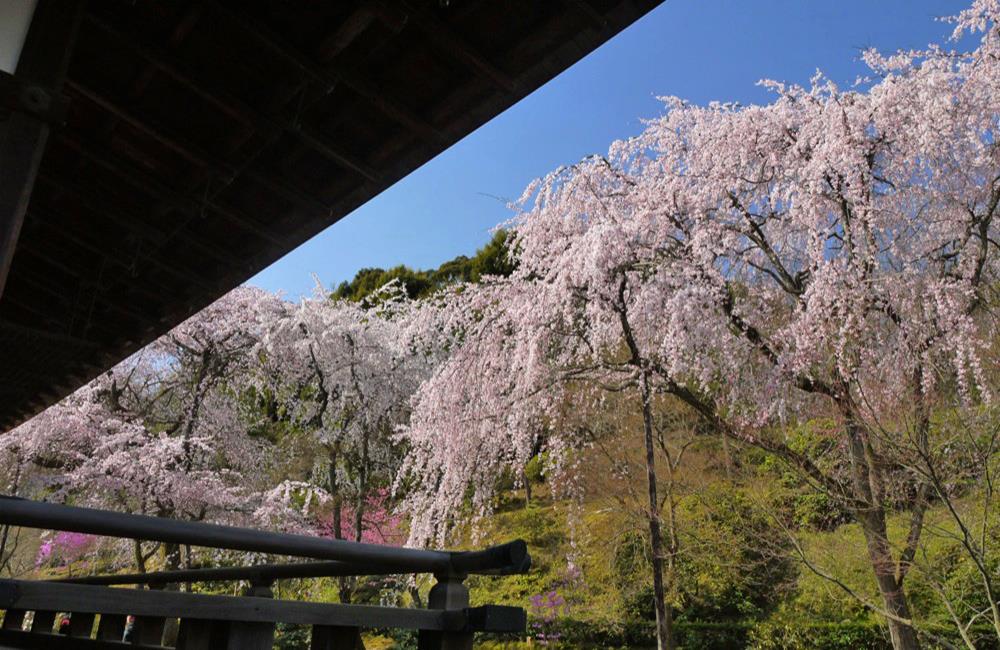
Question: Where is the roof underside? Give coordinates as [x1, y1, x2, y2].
[0, 0, 661, 431]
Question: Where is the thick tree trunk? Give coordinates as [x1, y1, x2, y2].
[844, 415, 920, 650]
[858, 508, 920, 649]
[639, 371, 673, 650]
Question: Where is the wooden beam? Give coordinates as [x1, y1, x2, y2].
[12, 272, 149, 328]
[389, 1, 516, 93]
[311, 626, 365, 650]
[315, 5, 379, 60]
[0, 318, 98, 352]
[564, 0, 610, 30]
[66, 80, 335, 222]
[0, 629, 164, 649]
[0, 0, 83, 299]
[36, 172, 238, 280]
[23, 205, 203, 295]
[207, 1, 446, 145]
[1, 609, 25, 630]
[3, 580, 449, 630]
[1, 579, 525, 634]
[67, 612, 95, 637]
[95, 613, 125, 640]
[39, 145, 252, 272]
[12, 240, 164, 317]
[83, 12, 381, 185]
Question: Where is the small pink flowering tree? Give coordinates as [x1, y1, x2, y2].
[400, 4, 1000, 649]
[35, 532, 97, 570]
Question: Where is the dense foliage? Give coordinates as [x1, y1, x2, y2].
[331, 230, 515, 302]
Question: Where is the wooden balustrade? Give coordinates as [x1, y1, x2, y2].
[0, 498, 529, 649]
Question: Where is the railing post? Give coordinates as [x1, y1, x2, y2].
[133, 613, 166, 645]
[176, 579, 275, 650]
[418, 572, 472, 650]
[310, 624, 365, 649]
[224, 578, 276, 650]
[134, 583, 167, 646]
[68, 611, 95, 637]
[30, 609, 55, 633]
[96, 613, 126, 641]
[1, 609, 25, 630]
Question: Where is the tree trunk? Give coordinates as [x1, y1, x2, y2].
[327, 445, 352, 604]
[845, 415, 920, 650]
[133, 539, 147, 574]
[161, 542, 182, 646]
[857, 508, 920, 649]
[328, 446, 343, 540]
[639, 371, 673, 650]
[0, 459, 22, 575]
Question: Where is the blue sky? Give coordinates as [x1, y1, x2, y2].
[250, 0, 971, 298]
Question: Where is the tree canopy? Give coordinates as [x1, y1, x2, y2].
[331, 229, 516, 302]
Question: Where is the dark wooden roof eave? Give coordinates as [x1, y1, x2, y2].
[0, 0, 664, 431]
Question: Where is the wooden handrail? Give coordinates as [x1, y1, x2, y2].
[0, 496, 529, 576]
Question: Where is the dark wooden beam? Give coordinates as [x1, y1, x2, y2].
[0, 0, 83, 299]
[83, 12, 381, 185]
[0, 579, 527, 634]
[66, 80, 334, 221]
[0, 318, 98, 352]
[23, 205, 202, 294]
[0, 497, 529, 575]
[2, 579, 448, 630]
[207, 1, 446, 145]
[13, 235, 163, 306]
[315, 4, 379, 61]
[42, 142, 253, 273]
[0, 629, 163, 649]
[565, 0, 611, 30]
[0, 291, 63, 330]
[12, 271, 149, 329]
[390, 1, 517, 93]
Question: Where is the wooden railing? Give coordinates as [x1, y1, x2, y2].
[0, 496, 529, 649]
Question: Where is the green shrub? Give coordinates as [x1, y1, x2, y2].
[273, 623, 311, 650]
[749, 620, 889, 650]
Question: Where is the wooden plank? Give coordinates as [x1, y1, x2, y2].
[0, 628, 163, 649]
[176, 618, 220, 650]
[1, 609, 25, 630]
[3, 579, 448, 630]
[464, 605, 525, 634]
[132, 615, 164, 646]
[94, 613, 125, 641]
[68, 611, 95, 637]
[28, 610, 54, 634]
[311, 625, 365, 650]
[224, 620, 274, 650]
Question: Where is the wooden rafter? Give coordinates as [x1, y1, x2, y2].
[207, 0, 447, 145]
[0, 0, 84, 299]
